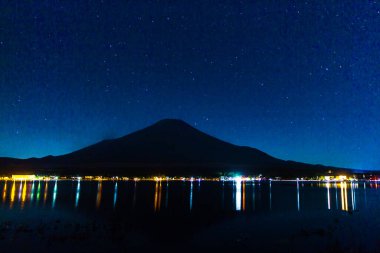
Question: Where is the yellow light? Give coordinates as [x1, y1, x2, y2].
[338, 175, 347, 181]
[43, 182, 48, 205]
[21, 181, 27, 209]
[2, 182, 7, 203]
[96, 181, 102, 208]
[10, 181, 15, 209]
[340, 182, 348, 211]
[154, 181, 162, 212]
[12, 175, 36, 181]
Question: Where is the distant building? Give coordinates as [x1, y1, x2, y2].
[12, 175, 36, 181]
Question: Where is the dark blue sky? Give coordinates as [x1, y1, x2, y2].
[1, 1, 379, 170]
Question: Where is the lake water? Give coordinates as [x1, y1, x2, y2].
[0, 180, 379, 252]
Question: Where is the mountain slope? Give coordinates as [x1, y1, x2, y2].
[60, 119, 279, 164]
[0, 119, 352, 177]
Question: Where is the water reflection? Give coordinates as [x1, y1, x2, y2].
[252, 181, 255, 211]
[326, 183, 331, 210]
[30, 181, 35, 202]
[335, 183, 338, 209]
[43, 181, 48, 205]
[154, 181, 162, 212]
[269, 180, 271, 210]
[165, 181, 169, 209]
[0, 180, 369, 213]
[36, 181, 41, 203]
[364, 181, 367, 207]
[113, 182, 118, 208]
[52, 180, 58, 208]
[320, 181, 359, 212]
[21, 181, 27, 209]
[18, 181, 23, 201]
[133, 181, 137, 208]
[340, 182, 348, 211]
[351, 182, 357, 210]
[235, 179, 241, 211]
[221, 181, 225, 209]
[242, 181, 246, 211]
[2, 181, 7, 203]
[75, 180, 80, 208]
[10, 181, 16, 209]
[189, 181, 193, 211]
[297, 180, 300, 211]
[96, 181, 102, 208]
[232, 181, 236, 209]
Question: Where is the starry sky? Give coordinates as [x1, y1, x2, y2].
[1, 1, 379, 170]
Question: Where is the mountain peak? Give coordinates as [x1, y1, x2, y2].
[152, 119, 192, 128]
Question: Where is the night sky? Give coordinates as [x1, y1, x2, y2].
[1, 1, 379, 170]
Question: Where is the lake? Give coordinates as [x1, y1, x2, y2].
[0, 180, 379, 252]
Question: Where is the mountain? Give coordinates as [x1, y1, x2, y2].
[0, 119, 352, 177]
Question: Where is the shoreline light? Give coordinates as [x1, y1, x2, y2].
[12, 175, 36, 181]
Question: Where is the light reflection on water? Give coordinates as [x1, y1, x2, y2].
[21, 181, 27, 209]
[335, 182, 338, 209]
[43, 181, 48, 205]
[0, 180, 377, 214]
[269, 180, 271, 210]
[154, 181, 162, 212]
[75, 180, 80, 208]
[189, 181, 193, 211]
[165, 181, 169, 209]
[252, 181, 255, 211]
[297, 180, 300, 211]
[234, 180, 247, 212]
[341, 182, 348, 211]
[36, 181, 41, 203]
[30, 181, 35, 202]
[10, 181, 15, 208]
[113, 182, 118, 208]
[18, 181, 22, 201]
[235, 180, 241, 211]
[96, 181, 102, 209]
[132, 181, 137, 208]
[2, 182, 7, 204]
[326, 182, 331, 210]
[52, 180, 57, 208]
[242, 182, 246, 211]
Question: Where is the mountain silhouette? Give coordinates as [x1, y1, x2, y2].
[0, 119, 352, 177]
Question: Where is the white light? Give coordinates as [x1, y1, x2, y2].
[326, 182, 331, 210]
[234, 176, 242, 183]
[236, 180, 241, 211]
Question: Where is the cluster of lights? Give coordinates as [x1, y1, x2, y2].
[0, 173, 370, 183]
[322, 175, 357, 182]
[10, 175, 58, 181]
[220, 176, 262, 182]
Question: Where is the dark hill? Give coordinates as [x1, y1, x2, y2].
[0, 119, 352, 177]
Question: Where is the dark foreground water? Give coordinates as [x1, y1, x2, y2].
[0, 180, 379, 252]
